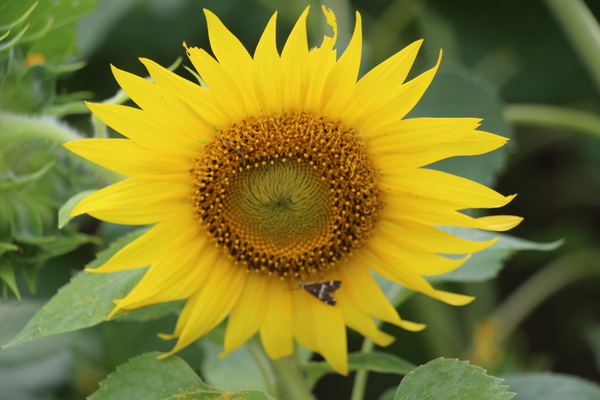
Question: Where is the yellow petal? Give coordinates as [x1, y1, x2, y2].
[65, 138, 191, 178]
[381, 203, 521, 233]
[111, 65, 210, 144]
[253, 12, 284, 114]
[139, 57, 227, 131]
[376, 219, 497, 254]
[363, 232, 469, 276]
[160, 261, 247, 356]
[357, 248, 474, 306]
[185, 46, 247, 123]
[476, 215, 523, 231]
[86, 201, 188, 225]
[366, 118, 480, 152]
[291, 286, 318, 352]
[336, 260, 403, 325]
[321, 12, 362, 117]
[260, 279, 294, 359]
[309, 293, 348, 375]
[374, 131, 508, 170]
[71, 179, 189, 225]
[341, 40, 423, 126]
[109, 236, 215, 314]
[379, 168, 516, 209]
[281, 7, 310, 111]
[92, 214, 199, 273]
[335, 287, 396, 346]
[304, 6, 338, 112]
[222, 273, 270, 355]
[359, 51, 442, 133]
[203, 9, 258, 114]
[86, 102, 198, 158]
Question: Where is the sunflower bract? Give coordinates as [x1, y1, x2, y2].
[65, 6, 522, 375]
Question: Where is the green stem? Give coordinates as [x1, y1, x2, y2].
[269, 356, 316, 400]
[350, 338, 375, 400]
[544, 0, 600, 93]
[350, 285, 414, 400]
[493, 248, 600, 342]
[505, 104, 600, 139]
[246, 339, 279, 398]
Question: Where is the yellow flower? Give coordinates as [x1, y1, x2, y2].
[65, 6, 521, 375]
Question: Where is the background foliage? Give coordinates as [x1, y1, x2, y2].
[1, 0, 600, 399]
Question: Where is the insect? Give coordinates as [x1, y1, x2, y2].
[225, 140, 247, 166]
[298, 280, 342, 306]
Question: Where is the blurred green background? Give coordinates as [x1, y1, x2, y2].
[2, 0, 600, 399]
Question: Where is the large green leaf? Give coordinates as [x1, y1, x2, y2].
[394, 358, 514, 400]
[502, 373, 600, 400]
[3, 228, 148, 348]
[407, 69, 512, 187]
[88, 352, 268, 400]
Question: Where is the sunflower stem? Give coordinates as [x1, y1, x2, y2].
[350, 338, 375, 400]
[350, 284, 414, 400]
[505, 104, 600, 139]
[544, 0, 600, 93]
[269, 355, 316, 400]
[246, 338, 279, 397]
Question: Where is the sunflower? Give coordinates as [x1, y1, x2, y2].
[65, 6, 521, 375]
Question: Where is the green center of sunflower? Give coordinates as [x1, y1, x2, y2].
[190, 112, 380, 280]
[225, 161, 332, 255]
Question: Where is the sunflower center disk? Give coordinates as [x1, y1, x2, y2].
[190, 112, 380, 280]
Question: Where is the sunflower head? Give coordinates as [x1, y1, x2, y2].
[65, 5, 521, 375]
[191, 111, 380, 281]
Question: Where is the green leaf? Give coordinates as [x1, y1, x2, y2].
[0, 23, 30, 56]
[407, 69, 512, 187]
[434, 228, 562, 282]
[0, 242, 19, 256]
[2, 228, 148, 349]
[0, 1, 37, 31]
[0, 258, 20, 300]
[502, 373, 600, 400]
[20, 258, 41, 295]
[394, 358, 515, 400]
[58, 189, 95, 228]
[89, 352, 269, 400]
[305, 351, 416, 387]
[38, 231, 102, 260]
[27, 22, 76, 64]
